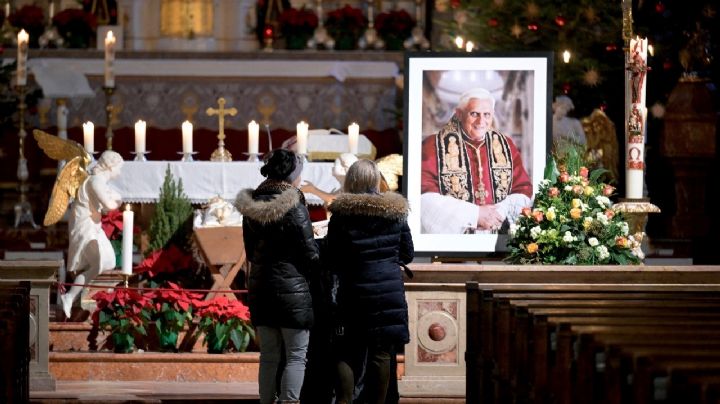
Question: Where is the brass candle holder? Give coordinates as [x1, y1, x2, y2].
[14, 84, 38, 228]
[103, 86, 115, 150]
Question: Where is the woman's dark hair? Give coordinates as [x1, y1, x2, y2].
[260, 149, 297, 181]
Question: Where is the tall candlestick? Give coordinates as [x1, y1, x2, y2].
[182, 120, 193, 153]
[16, 29, 28, 86]
[348, 122, 359, 155]
[122, 204, 134, 275]
[248, 120, 259, 154]
[296, 121, 308, 155]
[134, 120, 146, 153]
[625, 36, 648, 200]
[82, 121, 94, 153]
[104, 31, 116, 88]
[4, 2, 9, 18]
[48, 1, 54, 18]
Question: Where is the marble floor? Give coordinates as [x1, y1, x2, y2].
[29, 381, 466, 403]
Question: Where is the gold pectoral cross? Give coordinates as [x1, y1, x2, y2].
[207, 97, 237, 161]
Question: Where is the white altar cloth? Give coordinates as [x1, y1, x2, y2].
[111, 161, 340, 206]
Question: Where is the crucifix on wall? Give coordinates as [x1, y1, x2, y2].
[207, 97, 237, 162]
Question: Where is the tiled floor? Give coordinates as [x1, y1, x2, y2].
[30, 381, 466, 403]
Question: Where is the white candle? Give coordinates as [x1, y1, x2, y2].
[104, 31, 116, 88]
[49, 2, 54, 18]
[4, 3, 9, 17]
[348, 122, 359, 155]
[134, 120, 146, 153]
[248, 120, 259, 154]
[625, 36, 648, 200]
[121, 204, 134, 275]
[16, 30, 28, 86]
[82, 121, 94, 153]
[181, 120, 193, 153]
[296, 121, 308, 155]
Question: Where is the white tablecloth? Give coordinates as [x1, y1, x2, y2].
[111, 161, 340, 206]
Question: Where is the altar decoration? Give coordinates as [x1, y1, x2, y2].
[91, 288, 151, 353]
[146, 167, 193, 254]
[325, 5, 366, 50]
[375, 8, 415, 51]
[143, 282, 202, 352]
[506, 149, 643, 265]
[194, 296, 254, 353]
[279, 6, 318, 50]
[52, 8, 97, 48]
[101, 209, 139, 268]
[8, 5, 44, 48]
[193, 196, 243, 228]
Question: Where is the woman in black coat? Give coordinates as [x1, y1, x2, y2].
[325, 159, 414, 404]
[236, 149, 319, 404]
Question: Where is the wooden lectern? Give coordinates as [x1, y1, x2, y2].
[193, 227, 247, 301]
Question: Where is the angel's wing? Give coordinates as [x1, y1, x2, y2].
[44, 156, 88, 226]
[33, 129, 89, 166]
[376, 154, 404, 192]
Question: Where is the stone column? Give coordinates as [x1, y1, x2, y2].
[0, 260, 60, 391]
[214, 0, 259, 51]
[118, 0, 162, 51]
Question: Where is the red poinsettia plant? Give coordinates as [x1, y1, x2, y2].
[52, 8, 97, 48]
[279, 7, 318, 37]
[9, 5, 45, 47]
[375, 9, 415, 49]
[134, 245, 193, 278]
[193, 295, 254, 353]
[144, 282, 203, 351]
[92, 288, 152, 353]
[325, 5, 366, 49]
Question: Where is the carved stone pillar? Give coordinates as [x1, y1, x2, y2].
[215, 0, 259, 51]
[118, 0, 162, 51]
[659, 77, 718, 238]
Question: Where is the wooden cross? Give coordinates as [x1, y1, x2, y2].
[206, 98, 237, 141]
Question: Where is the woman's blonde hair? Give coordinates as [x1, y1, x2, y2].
[344, 159, 381, 194]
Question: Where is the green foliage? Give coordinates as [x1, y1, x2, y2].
[147, 166, 193, 254]
[436, 0, 625, 116]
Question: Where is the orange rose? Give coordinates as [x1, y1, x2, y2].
[527, 243, 539, 254]
[521, 207, 532, 217]
[605, 209, 615, 219]
[559, 172, 570, 183]
[579, 166, 589, 178]
[615, 236, 628, 248]
[532, 210, 544, 223]
[603, 185, 615, 196]
[570, 208, 582, 220]
[572, 185, 584, 195]
[548, 187, 560, 197]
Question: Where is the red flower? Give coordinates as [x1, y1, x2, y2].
[559, 172, 570, 183]
[602, 184, 615, 196]
[101, 210, 124, 240]
[532, 210, 544, 223]
[52, 8, 97, 45]
[278, 7, 318, 36]
[134, 245, 193, 277]
[375, 9, 415, 40]
[144, 281, 203, 313]
[91, 287, 151, 326]
[325, 5, 367, 38]
[9, 5, 45, 34]
[579, 166, 589, 178]
[548, 187, 560, 198]
[194, 295, 251, 323]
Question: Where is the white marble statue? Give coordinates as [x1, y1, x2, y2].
[552, 95, 587, 145]
[33, 129, 125, 319]
[193, 196, 243, 227]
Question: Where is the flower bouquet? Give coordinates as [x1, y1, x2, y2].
[52, 8, 97, 48]
[8, 5, 45, 47]
[506, 148, 643, 265]
[375, 9, 415, 50]
[91, 288, 152, 353]
[194, 295, 254, 353]
[278, 6, 318, 50]
[325, 5, 366, 50]
[144, 282, 203, 352]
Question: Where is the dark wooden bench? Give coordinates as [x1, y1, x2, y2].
[0, 282, 30, 403]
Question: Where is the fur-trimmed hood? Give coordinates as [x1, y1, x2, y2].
[235, 188, 301, 224]
[328, 192, 409, 221]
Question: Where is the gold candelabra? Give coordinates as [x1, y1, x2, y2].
[103, 86, 115, 150]
[14, 84, 38, 229]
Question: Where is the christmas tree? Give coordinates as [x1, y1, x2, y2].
[147, 166, 193, 254]
[435, 0, 625, 118]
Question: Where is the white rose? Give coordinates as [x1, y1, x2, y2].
[588, 237, 599, 247]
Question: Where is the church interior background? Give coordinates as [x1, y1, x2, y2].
[0, 0, 719, 401]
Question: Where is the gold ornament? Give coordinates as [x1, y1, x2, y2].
[584, 6, 597, 23]
[583, 68, 602, 87]
[511, 23, 522, 39]
[525, 2, 540, 18]
[32, 130, 91, 226]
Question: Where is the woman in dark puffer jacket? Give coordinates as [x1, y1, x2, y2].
[325, 159, 414, 404]
[236, 149, 320, 404]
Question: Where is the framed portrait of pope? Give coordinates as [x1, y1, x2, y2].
[402, 52, 553, 255]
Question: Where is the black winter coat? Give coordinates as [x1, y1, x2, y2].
[326, 192, 414, 345]
[236, 181, 319, 329]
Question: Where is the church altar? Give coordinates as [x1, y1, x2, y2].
[112, 161, 340, 206]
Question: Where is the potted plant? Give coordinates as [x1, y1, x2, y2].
[144, 282, 203, 352]
[8, 5, 45, 48]
[101, 209, 129, 268]
[193, 295, 254, 354]
[375, 9, 415, 50]
[506, 147, 643, 265]
[279, 6, 318, 50]
[52, 8, 97, 48]
[91, 288, 152, 353]
[325, 5, 366, 50]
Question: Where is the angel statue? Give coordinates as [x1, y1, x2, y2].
[33, 130, 124, 319]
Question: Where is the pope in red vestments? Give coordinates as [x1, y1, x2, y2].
[420, 88, 533, 234]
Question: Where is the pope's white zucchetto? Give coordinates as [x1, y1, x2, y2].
[458, 87, 496, 109]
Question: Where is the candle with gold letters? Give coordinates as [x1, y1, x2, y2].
[626, 36, 648, 199]
[104, 31, 116, 88]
